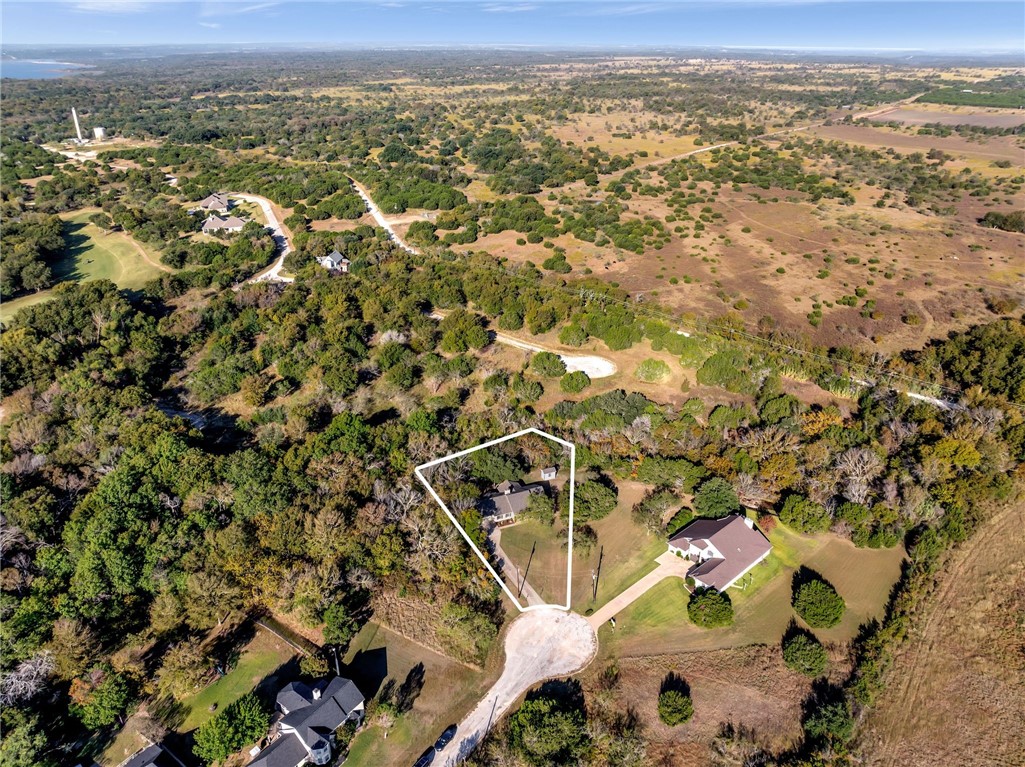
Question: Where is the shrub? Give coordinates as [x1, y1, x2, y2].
[531, 351, 567, 378]
[193, 692, 269, 764]
[802, 696, 854, 744]
[687, 588, 734, 628]
[692, 477, 741, 519]
[572, 480, 617, 522]
[792, 576, 846, 628]
[560, 370, 591, 393]
[559, 324, 588, 347]
[782, 632, 828, 677]
[634, 358, 671, 382]
[778, 494, 831, 533]
[657, 689, 694, 725]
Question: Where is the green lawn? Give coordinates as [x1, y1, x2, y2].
[1, 210, 169, 322]
[604, 523, 906, 654]
[499, 519, 569, 605]
[343, 622, 489, 766]
[572, 506, 665, 613]
[177, 631, 296, 733]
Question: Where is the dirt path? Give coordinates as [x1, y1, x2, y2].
[126, 235, 173, 274]
[429, 310, 617, 379]
[435, 607, 597, 767]
[587, 551, 692, 629]
[862, 501, 1025, 767]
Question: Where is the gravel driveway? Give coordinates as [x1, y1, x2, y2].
[434, 607, 597, 766]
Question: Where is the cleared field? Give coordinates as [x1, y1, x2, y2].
[860, 501, 1025, 767]
[603, 524, 905, 656]
[343, 621, 490, 766]
[875, 108, 1025, 128]
[810, 123, 1025, 164]
[1, 210, 170, 322]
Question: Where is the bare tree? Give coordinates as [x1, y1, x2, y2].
[0, 652, 54, 707]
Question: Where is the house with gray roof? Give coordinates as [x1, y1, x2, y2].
[478, 479, 546, 524]
[248, 676, 365, 767]
[120, 744, 179, 767]
[202, 215, 247, 234]
[667, 514, 771, 591]
[315, 250, 350, 272]
[197, 192, 230, 213]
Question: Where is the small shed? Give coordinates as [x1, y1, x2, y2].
[540, 466, 557, 481]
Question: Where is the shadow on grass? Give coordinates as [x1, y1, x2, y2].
[659, 671, 691, 697]
[54, 221, 92, 283]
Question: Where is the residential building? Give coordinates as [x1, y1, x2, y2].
[315, 250, 351, 272]
[197, 192, 231, 213]
[202, 215, 247, 234]
[478, 479, 546, 524]
[248, 676, 365, 767]
[119, 745, 179, 767]
[667, 514, 772, 591]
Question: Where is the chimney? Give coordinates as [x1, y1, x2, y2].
[312, 688, 322, 701]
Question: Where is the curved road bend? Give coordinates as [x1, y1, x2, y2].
[435, 608, 597, 767]
[236, 193, 295, 284]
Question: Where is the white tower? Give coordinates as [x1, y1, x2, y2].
[71, 108, 84, 143]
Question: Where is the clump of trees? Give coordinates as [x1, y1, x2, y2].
[781, 628, 828, 677]
[193, 693, 269, 764]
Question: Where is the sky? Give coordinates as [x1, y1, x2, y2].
[1, 1, 1023, 51]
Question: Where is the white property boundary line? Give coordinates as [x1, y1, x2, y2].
[414, 427, 576, 612]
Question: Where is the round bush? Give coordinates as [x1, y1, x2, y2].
[778, 494, 831, 534]
[560, 370, 591, 393]
[792, 578, 845, 628]
[657, 689, 694, 725]
[687, 588, 734, 628]
[531, 351, 567, 378]
[634, 358, 671, 382]
[782, 632, 828, 677]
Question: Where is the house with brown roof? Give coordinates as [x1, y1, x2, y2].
[668, 514, 771, 591]
[478, 479, 546, 524]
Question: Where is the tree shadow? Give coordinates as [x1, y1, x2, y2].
[149, 692, 188, 732]
[206, 621, 257, 674]
[791, 565, 828, 592]
[54, 221, 91, 283]
[781, 618, 817, 647]
[659, 671, 691, 697]
[344, 646, 389, 700]
[526, 678, 585, 710]
[394, 662, 426, 714]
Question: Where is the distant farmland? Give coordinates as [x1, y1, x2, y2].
[873, 108, 1025, 128]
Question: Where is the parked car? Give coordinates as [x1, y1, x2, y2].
[413, 748, 436, 767]
[434, 724, 458, 750]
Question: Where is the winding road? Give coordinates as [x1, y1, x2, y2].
[239, 193, 295, 284]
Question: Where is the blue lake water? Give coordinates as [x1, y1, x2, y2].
[1, 60, 94, 79]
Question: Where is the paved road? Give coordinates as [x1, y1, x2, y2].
[587, 550, 692, 629]
[435, 607, 596, 767]
[238, 193, 295, 284]
[349, 178, 422, 256]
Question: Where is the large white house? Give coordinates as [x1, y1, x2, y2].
[668, 514, 772, 591]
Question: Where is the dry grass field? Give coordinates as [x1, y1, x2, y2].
[859, 501, 1025, 767]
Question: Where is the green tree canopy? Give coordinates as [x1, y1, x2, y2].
[693, 477, 741, 519]
[792, 574, 846, 628]
[508, 696, 590, 766]
[687, 587, 734, 628]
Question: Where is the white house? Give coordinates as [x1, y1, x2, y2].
[316, 250, 350, 272]
[478, 479, 546, 525]
[668, 514, 772, 591]
[196, 192, 231, 214]
[540, 466, 557, 481]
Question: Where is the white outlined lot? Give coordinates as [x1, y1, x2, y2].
[414, 427, 576, 612]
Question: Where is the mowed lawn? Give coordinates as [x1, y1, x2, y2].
[177, 630, 296, 733]
[499, 520, 570, 605]
[604, 522, 906, 654]
[1, 210, 169, 322]
[499, 485, 667, 612]
[344, 622, 489, 766]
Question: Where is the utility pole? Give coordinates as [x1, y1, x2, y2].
[518, 542, 537, 600]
